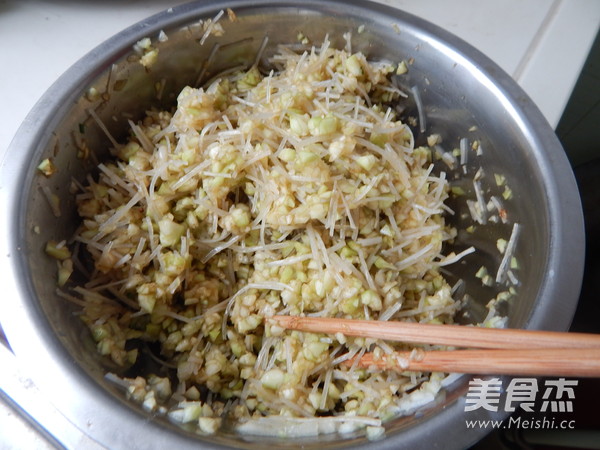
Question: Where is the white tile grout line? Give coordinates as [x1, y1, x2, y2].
[512, 0, 562, 83]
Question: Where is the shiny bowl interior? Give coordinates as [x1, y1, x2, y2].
[0, 1, 585, 449]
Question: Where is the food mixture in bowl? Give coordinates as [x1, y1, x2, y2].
[47, 34, 513, 439]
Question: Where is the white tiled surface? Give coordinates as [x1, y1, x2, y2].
[382, 0, 600, 129]
[0, 0, 598, 447]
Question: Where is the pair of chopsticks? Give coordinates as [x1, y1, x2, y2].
[269, 316, 600, 377]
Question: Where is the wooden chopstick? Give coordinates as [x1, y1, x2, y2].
[270, 316, 600, 349]
[344, 348, 600, 377]
[269, 316, 600, 377]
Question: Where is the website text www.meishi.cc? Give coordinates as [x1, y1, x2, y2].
[465, 415, 576, 430]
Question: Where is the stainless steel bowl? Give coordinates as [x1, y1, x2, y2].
[0, 1, 585, 449]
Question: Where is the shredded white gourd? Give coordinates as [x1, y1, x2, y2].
[57, 36, 511, 439]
